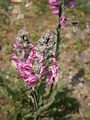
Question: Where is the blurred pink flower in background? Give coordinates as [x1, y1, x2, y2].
[49, 0, 59, 14]
[48, 0, 77, 14]
[60, 15, 67, 25]
[69, 0, 77, 8]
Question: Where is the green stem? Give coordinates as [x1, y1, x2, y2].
[56, 4, 62, 59]
[31, 87, 38, 120]
[36, 85, 57, 116]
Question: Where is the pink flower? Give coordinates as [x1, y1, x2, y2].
[39, 55, 45, 63]
[17, 61, 32, 71]
[46, 63, 58, 84]
[49, 0, 59, 14]
[17, 61, 32, 78]
[60, 15, 67, 25]
[50, 5, 59, 14]
[22, 49, 26, 58]
[25, 74, 37, 86]
[69, 0, 77, 8]
[48, 0, 77, 14]
[18, 68, 30, 78]
[39, 64, 46, 76]
[13, 41, 19, 50]
[23, 63, 32, 70]
[26, 48, 36, 64]
[46, 71, 54, 84]
[49, 0, 57, 4]
[11, 54, 18, 63]
[50, 63, 58, 78]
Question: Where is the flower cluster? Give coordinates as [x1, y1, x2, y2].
[49, 0, 77, 25]
[11, 29, 58, 87]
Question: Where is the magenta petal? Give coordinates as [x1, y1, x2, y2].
[25, 74, 37, 86]
[23, 63, 32, 70]
[39, 64, 46, 76]
[11, 54, 18, 63]
[52, 8, 59, 14]
[26, 48, 36, 64]
[46, 71, 54, 84]
[13, 41, 19, 50]
[49, 0, 57, 4]
[68, 0, 77, 8]
[51, 64, 58, 77]
[60, 15, 67, 25]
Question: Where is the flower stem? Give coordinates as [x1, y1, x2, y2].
[48, 3, 63, 112]
[31, 87, 38, 120]
[56, 4, 62, 59]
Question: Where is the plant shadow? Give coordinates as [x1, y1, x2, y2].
[46, 87, 80, 120]
[70, 68, 85, 86]
[46, 68, 85, 120]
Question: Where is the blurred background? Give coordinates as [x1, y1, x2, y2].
[0, 0, 90, 120]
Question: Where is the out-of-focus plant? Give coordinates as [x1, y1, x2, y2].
[0, 0, 11, 11]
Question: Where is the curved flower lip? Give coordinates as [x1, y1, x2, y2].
[22, 49, 26, 58]
[46, 71, 55, 84]
[26, 49, 36, 64]
[39, 55, 45, 63]
[25, 74, 37, 86]
[11, 54, 18, 63]
[18, 69, 30, 79]
[22, 63, 32, 70]
[13, 40, 20, 50]
[17, 61, 32, 70]
[60, 15, 67, 25]
[49, 0, 59, 14]
[50, 5, 59, 14]
[39, 64, 46, 76]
